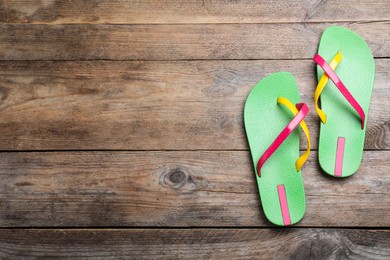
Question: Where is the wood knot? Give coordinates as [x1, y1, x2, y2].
[168, 169, 186, 184]
[160, 166, 192, 189]
[0, 86, 10, 104]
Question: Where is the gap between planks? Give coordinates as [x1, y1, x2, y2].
[1, 20, 390, 26]
[1, 226, 390, 230]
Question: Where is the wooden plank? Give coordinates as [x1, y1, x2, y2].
[1, 151, 389, 227]
[0, 22, 389, 61]
[0, 0, 389, 24]
[1, 228, 389, 259]
[0, 59, 388, 150]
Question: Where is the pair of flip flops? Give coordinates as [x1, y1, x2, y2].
[244, 26, 375, 226]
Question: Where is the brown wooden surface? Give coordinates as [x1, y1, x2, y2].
[1, 151, 389, 227]
[0, 60, 388, 150]
[1, 229, 390, 259]
[1, 1, 389, 259]
[0, 22, 389, 61]
[0, 0, 389, 24]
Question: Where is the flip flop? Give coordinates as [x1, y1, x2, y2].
[244, 72, 311, 226]
[314, 26, 375, 178]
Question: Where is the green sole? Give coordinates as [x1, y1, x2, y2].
[244, 72, 306, 226]
[316, 26, 375, 178]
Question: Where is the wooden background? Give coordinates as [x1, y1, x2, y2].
[0, 0, 389, 258]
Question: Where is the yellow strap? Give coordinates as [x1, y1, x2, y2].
[315, 52, 342, 124]
[277, 97, 311, 172]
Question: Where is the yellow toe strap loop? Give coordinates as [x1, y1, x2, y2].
[277, 97, 311, 172]
[315, 51, 342, 124]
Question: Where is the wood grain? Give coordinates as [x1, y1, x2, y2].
[1, 151, 389, 227]
[1, 228, 390, 259]
[0, 1, 388, 258]
[0, 59, 388, 150]
[0, 0, 389, 24]
[0, 22, 389, 61]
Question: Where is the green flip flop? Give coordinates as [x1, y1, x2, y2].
[244, 72, 311, 226]
[314, 26, 375, 178]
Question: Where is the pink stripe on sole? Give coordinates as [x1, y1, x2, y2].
[277, 185, 291, 226]
[335, 137, 345, 177]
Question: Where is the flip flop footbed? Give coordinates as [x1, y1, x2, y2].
[244, 72, 306, 226]
[317, 26, 375, 177]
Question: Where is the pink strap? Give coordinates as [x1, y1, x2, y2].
[257, 103, 309, 177]
[277, 185, 291, 226]
[334, 137, 345, 177]
[313, 54, 365, 129]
